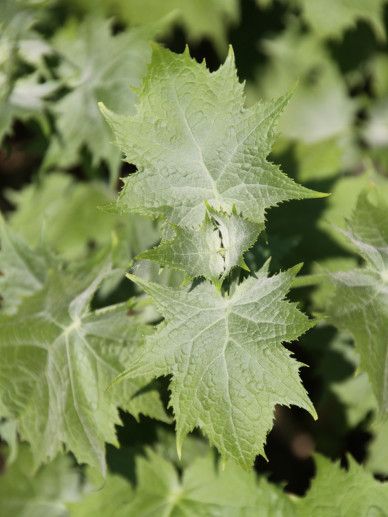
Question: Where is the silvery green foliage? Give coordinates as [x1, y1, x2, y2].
[120, 264, 315, 469]
[101, 46, 323, 279]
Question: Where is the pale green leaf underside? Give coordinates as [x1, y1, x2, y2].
[0, 254, 167, 474]
[327, 189, 388, 413]
[140, 209, 262, 281]
[101, 45, 323, 230]
[122, 264, 315, 468]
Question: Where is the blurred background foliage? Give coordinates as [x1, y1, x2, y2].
[1, 0, 388, 511]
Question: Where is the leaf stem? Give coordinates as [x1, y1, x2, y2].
[291, 273, 325, 289]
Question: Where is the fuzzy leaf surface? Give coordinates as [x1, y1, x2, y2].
[140, 210, 261, 281]
[122, 265, 315, 468]
[102, 46, 320, 228]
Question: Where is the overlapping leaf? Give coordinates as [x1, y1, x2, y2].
[296, 0, 386, 41]
[0, 0, 56, 142]
[0, 232, 168, 473]
[67, 0, 239, 55]
[253, 23, 354, 144]
[69, 450, 294, 516]
[43, 17, 156, 179]
[5, 172, 160, 262]
[327, 188, 388, 412]
[0, 445, 82, 517]
[297, 454, 388, 516]
[120, 264, 315, 469]
[0, 214, 47, 314]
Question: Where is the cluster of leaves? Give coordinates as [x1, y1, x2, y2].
[1, 0, 388, 514]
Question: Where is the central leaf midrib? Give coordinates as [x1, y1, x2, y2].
[171, 84, 222, 206]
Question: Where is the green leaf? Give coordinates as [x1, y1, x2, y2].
[121, 264, 315, 469]
[319, 170, 388, 252]
[6, 172, 161, 263]
[70, 450, 294, 516]
[297, 454, 388, 516]
[68, 473, 132, 517]
[0, 73, 57, 142]
[126, 451, 294, 516]
[0, 0, 56, 142]
[102, 46, 321, 226]
[67, 0, 239, 55]
[367, 418, 388, 476]
[297, 0, 386, 41]
[43, 17, 155, 180]
[0, 215, 47, 314]
[253, 23, 354, 143]
[0, 252, 168, 474]
[327, 188, 388, 412]
[0, 418, 18, 463]
[140, 208, 262, 281]
[0, 445, 81, 517]
[332, 372, 377, 427]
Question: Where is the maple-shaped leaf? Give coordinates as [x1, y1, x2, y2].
[139, 208, 261, 282]
[120, 264, 316, 468]
[0, 445, 82, 517]
[0, 252, 168, 474]
[101, 46, 322, 227]
[69, 450, 294, 516]
[43, 17, 156, 180]
[297, 454, 388, 516]
[327, 188, 388, 412]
